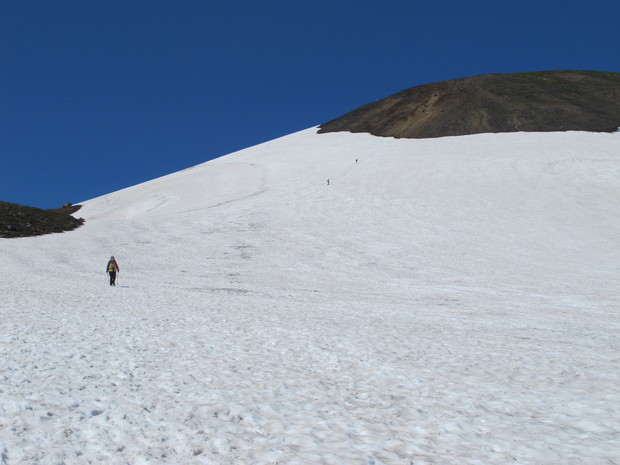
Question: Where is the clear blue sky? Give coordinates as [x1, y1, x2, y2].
[2, 0, 619, 208]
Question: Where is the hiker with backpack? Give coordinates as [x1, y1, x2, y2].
[106, 256, 120, 286]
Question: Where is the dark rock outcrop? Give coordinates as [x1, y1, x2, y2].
[0, 201, 84, 238]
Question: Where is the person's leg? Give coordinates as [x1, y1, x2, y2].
[109, 271, 116, 286]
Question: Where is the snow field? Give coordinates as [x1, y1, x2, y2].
[1, 128, 619, 464]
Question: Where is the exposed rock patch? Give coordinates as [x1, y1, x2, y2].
[318, 70, 620, 138]
[0, 201, 84, 238]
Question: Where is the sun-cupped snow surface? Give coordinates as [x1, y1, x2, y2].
[1, 128, 619, 465]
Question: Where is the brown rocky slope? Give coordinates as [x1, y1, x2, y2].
[318, 70, 620, 139]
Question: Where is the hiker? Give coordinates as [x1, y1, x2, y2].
[106, 256, 119, 286]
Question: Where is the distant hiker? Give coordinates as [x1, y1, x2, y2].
[355, 158, 358, 163]
[106, 256, 119, 286]
[327, 179, 330, 186]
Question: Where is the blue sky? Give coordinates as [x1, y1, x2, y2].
[2, 0, 619, 209]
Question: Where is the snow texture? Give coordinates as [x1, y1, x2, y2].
[1, 128, 619, 464]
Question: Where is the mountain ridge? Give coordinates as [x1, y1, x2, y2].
[318, 70, 620, 138]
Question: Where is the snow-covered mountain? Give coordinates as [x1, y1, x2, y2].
[1, 128, 619, 464]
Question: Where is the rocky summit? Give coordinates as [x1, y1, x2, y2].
[318, 70, 620, 139]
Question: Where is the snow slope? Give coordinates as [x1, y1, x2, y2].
[1, 128, 619, 465]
